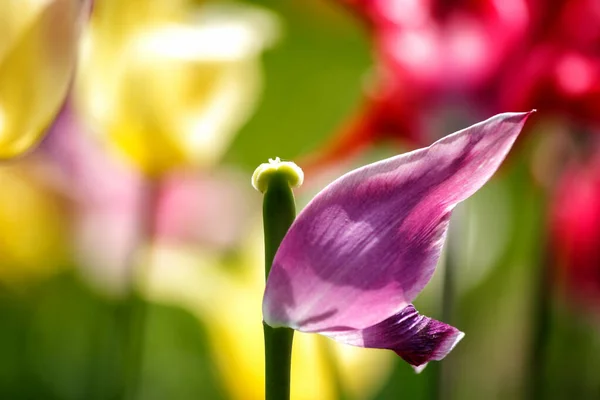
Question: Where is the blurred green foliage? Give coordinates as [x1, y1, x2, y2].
[0, 272, 226, 400]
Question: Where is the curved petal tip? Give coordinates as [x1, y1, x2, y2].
[322, 305, 464, 368]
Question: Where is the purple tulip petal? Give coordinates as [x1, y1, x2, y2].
[325, 304, 464, 368]
[263, 112, 533, 332]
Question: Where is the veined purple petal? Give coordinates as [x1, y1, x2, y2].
[263, 112, 533, 332]
[325, 305, 464, 368]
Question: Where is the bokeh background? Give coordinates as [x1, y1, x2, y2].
[1, 0, 599, 399]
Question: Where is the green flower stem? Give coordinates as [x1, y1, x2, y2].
[261, 172, 297, 400]
[263, 324, 294, 400]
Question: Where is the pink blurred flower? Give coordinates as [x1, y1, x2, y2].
[312, 0, 599, 167]
[42, 105, 144, 293]
[264, 112, 533, 367]
[310, 0, 530, 166]
[155, 172, 257, 249]
[362, 0, 528, 94]
[42, 106, 256, 294]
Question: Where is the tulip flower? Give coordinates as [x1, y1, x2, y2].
[260, 111, 533, 369]
[74, 1, 277, 175]
[0, 0, 87, 159]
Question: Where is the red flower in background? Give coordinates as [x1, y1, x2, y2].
[514, 0, 600, 313]
[551, 150, 600, 314]
[310, 0, 530, 166]
[364, 0, 528, 94]
[310, 0, 600, 167]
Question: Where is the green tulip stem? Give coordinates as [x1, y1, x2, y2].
[260, 169, 299, 400]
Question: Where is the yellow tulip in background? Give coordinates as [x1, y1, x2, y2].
[0, 0, 86, 159]
[75, 0, 278, 175]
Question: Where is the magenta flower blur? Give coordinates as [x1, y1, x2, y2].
[263, 111, 534, 368]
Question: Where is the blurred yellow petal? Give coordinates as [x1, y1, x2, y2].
[75, 3, 278, 175]
[0, 0, 85, 159]
[88, 0, 191, 37]
[0, 163, 69, 284]
[332, 340, 395, 399]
